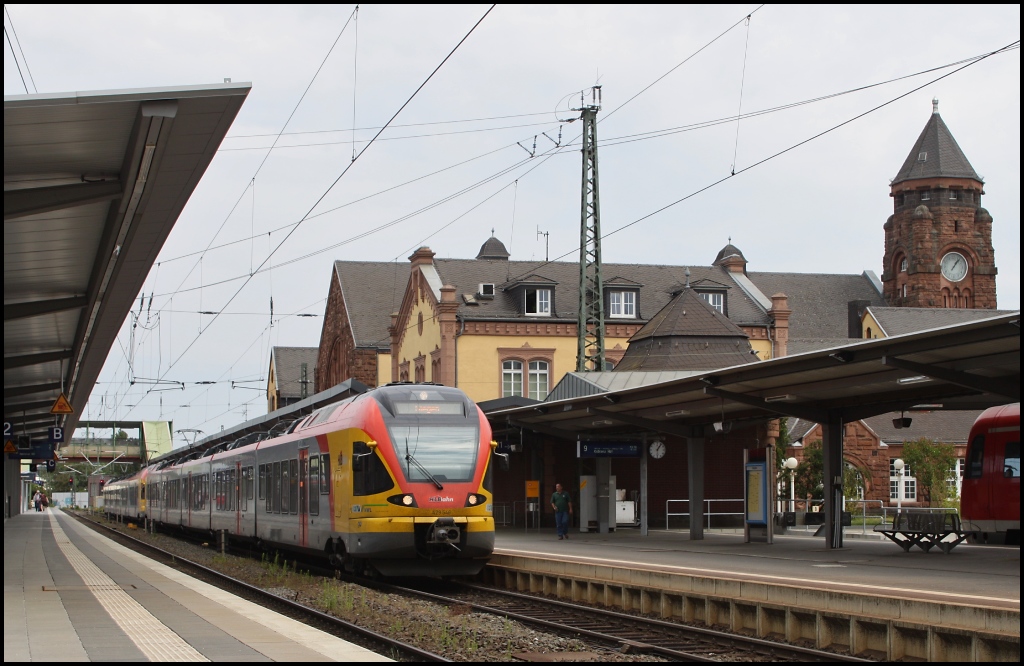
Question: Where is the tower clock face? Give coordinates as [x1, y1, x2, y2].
[940, 252, 968, 282]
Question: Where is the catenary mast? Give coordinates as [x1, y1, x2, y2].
[576, 86, 605, 372]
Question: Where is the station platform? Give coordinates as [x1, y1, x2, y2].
[487, 525, 1020, 661]
[492, 524, 1020, 608]
[4, 509, 389, 662]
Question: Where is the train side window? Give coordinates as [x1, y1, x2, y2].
[966, 434, 985, 478]
[309, 456, 319, 516]
[1005, 441, 1020, 478]
[273, 461, 282, 513]
[353, 450, 395, 497]
[257, 464, 265, 501]
[247, 466, 254, 500]
[289, 459, 299, 514]
[320, 454, 331, 494]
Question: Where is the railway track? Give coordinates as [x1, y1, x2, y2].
[375, 580, 873, 662]
[75, 511, 874, 661]
[67, 511, 449, 662]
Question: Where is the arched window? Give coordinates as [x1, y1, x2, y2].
[502, 360, 523, 397]
[900, 257, 907, 273]
[528, 361, 549, 400]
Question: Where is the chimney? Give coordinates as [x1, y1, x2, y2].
[848, 300, 871, 338]
[769, 293, 791, 358]
[409, 246, 435, 270]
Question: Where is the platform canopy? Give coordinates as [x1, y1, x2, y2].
[4, 83, 250, 443]
[488, 312, 1020, 439]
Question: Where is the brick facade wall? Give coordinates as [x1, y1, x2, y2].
[882, 178, 996, 309]
[315, 269, 379, 392]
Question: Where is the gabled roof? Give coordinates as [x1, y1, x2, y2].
[867, 307, 1018, 338]
[328, 242, 889, 354]
[333, 260, 408, 348]
[270, 347, 319, 399]
[786, 409, 981, 446]
[862, 410, 980, 445]
[746, 272, 885, 338]
[891, 108, 982, 186]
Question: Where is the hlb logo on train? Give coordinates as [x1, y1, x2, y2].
[429, 496, 454, 503]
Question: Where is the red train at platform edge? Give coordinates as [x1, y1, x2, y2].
[960, 402, 1020, 545]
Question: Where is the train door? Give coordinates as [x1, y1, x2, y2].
[235, 460, 243, 535]
[299, 447, 309, 547]
[186, 472, 193, 527]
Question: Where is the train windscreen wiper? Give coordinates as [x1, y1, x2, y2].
[405, 453, 444, 490]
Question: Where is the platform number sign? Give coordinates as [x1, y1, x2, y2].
[3, 421, 11, 444]
[48, 426, 65, 443]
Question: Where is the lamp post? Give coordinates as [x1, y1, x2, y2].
[893, 458, 906, 516]
[784, 457, 798, 513]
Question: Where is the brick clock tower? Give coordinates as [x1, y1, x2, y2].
[882, 100, 997, 309]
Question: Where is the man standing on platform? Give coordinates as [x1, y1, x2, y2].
[551, 483, 573, 540]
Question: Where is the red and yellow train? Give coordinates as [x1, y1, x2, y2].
[104, 383, 502, 576]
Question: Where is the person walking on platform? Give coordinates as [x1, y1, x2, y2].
[33, 490, 42, 512]
[551, 483, 573, 540]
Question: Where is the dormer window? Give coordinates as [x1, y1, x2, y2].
[525, 287, 551, 316]
[478, 283, 495, 298]
[699, 292, 724, 313]
[609, 290, 636, 318]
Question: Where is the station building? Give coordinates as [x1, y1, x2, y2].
[301, 101, 1008, 524]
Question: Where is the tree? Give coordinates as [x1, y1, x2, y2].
[794, 440, 824, 502]
[901, 438, 958, 508]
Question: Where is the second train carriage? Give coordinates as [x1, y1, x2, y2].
[104, 383, 499, 576]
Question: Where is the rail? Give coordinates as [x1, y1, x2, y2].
[665, 498, 743, 530]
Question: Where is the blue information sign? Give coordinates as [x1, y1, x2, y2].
[577, 441, 641, 458]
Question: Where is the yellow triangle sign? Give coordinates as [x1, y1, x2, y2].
[50, 393, 74, 415]
[3, 441, 16, 454]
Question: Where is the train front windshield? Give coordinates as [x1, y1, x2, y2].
[389, 425, 479, 483]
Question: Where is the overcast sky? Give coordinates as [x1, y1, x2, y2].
[5, 5, 1020, 447]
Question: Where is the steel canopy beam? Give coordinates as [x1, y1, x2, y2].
[4, 180, 123, 221]
[703, 386, 828, 423]
[882, 355, 1020, 401]
[4, 297, 88, 321]
[4, 382, 62, 399]
[588, 407, 696, 439]
[3, 349, 73, 370]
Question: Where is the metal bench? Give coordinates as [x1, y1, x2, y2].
[873, 510, 969, 554]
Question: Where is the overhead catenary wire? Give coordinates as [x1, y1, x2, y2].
[4, 6, 36, 92]
[499, 38, 1021, 288]
[154, 5, 360, 321]
[731, 13, 753, 175]
[120, 4, 496, 419]
[148, 42, 1015, 296]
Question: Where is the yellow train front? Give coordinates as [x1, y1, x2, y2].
[318, 383, 497, 576]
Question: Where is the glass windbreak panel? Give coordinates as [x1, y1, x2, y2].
[389, 426, 479, 483]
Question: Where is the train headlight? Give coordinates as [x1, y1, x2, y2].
[465, 493, 486, 507]
[386, 493, 417, 507]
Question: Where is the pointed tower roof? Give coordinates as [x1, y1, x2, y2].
[615, 287, 756, 371]
[891, 100, 982, 186]
[476, 232, 510, 260]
